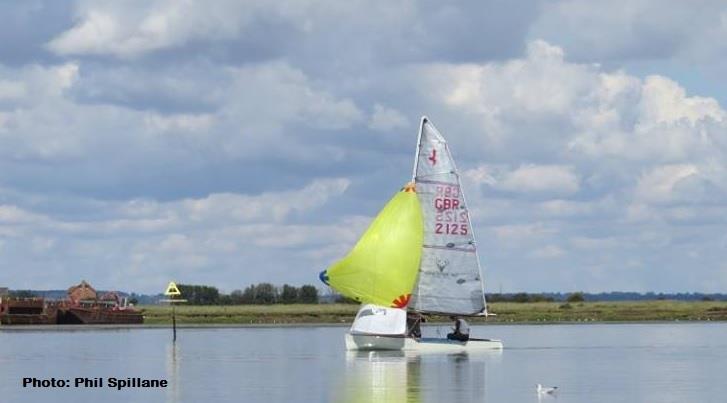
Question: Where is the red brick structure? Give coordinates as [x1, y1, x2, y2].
[67, 280, 97, 303]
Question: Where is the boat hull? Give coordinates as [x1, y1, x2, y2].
[345, 333, 503, 352]
[0, 298, 57, 325]
[58, 307, 144, 324]
[0, 313, 57, 325]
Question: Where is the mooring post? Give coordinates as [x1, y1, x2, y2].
[162, 281, 185, 343]
[172, 304, 177, 342]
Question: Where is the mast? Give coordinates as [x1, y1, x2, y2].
[411, 116, 428, 182]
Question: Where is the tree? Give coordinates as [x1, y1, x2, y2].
[217, 294, 232, 305]
[280, 284, 299, 304]
[512, 292, 530, 303]
[299, 285, 319, 303]
[487, 293, 506, 302]
[335, 294, 358, 304]
[253, 283, 277, 304]
[240, 286, 256, 304]
[530, 294, 555, 303]
[10, 290, 36, 298]
[177, 284, 220, 305]
[229, 289, 245, 304]
[567, 292, 585, 303]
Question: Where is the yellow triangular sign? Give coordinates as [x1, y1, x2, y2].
[164, 281, 181, 296]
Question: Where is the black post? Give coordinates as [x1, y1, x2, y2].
[172, 304, 177, 342]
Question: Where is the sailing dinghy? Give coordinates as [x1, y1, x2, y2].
[320, 117, 503, 352]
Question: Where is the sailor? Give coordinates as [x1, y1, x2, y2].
[406, 312, 424, 338]
[447, 316, 470, 342]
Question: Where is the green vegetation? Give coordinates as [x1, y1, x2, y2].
[177, 284, 220, 305]
[141, 300, 727, 325]
[174, 283, 319, 305]
[566, 292, 586, 303]
[483, 301, 727, 322]
[142, 303, 358, 324]
[490, 293, 555, 303]
[9, 290, 36, 298]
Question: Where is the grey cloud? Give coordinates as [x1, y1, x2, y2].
[69, 63, 224, 113]
[530, 0, 724, 62]
[0, 178, 351, 292]
[47, 1, 538, 65]
[0, 1, 73, 66]
[3, 1, 727, 293]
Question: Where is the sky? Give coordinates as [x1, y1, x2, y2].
[2, 0, 727, 294]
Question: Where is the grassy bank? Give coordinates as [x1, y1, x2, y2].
[140, 301, 727, 325]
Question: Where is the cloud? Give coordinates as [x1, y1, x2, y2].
[0, 1, 74, 66]
[492, 223, 556, 242]
[634, 164, 699, 204]
[499, 164, 580, 195]
[464, 164, 580, 196]
[531, 0, 725, 62]
[47, 1, 538, 63]
[47, 2, 254, 58]
[368, 104, 409, 132]
[408, 39, 727, 291]
[5, 1, 727, 294]
[0, 205, 46, 224]
[0, 80, 27, 100]
[179, 178, 350, 223]
[639, 76, 724, 126]
[0, 60, 362, 200]
[0, 178, 351, 291]
[531, 245, 566, 259]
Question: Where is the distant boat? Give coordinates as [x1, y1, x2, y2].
[58, 281, 144, 325]
[0, 296, 57, 325]
[320, 117, 502, 352]
[0, 281, 144, 325]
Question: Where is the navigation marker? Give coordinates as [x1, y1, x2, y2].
[161, 281, 187, 342]
[164, 282, 182, 296]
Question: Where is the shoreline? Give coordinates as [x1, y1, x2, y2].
[1, 319, 726, 332]
[137, 301, 727, 324]
[2, 300, 727, 329]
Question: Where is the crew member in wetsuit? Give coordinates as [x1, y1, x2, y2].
[446, 316, 470, 342]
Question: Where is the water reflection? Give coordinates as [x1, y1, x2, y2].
[4, 324, 725, 402]
[166, 342, 180, 403]
[336, 351, 421, 403]
[337, 350, 501, 403]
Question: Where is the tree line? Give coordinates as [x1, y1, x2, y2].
[487, 291, 727, 303]
[176, 283, 319, 305]
[488, 292, 584, 303]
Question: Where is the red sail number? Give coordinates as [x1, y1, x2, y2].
[435, 223, 468, 235]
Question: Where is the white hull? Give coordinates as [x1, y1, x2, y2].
[345, 333, 503, 352]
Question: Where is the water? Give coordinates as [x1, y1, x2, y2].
[1, 323, 726, 402]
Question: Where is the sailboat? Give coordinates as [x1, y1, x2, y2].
[320, 117, 503, 352]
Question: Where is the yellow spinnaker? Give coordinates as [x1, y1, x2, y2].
[320, 184, 423, 308]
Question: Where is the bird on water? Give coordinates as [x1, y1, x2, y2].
[536, 384, 558, 395]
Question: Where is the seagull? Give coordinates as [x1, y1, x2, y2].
[536, 384, 558, 395]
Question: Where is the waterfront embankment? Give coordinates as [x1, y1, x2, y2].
[139, 301, 727, 325]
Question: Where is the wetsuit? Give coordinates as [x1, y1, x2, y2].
[447, 318, 470, 342]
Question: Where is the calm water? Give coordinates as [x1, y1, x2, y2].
[1, 323, 726, 402]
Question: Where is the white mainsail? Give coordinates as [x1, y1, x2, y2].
[410, 117, 487, 315]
